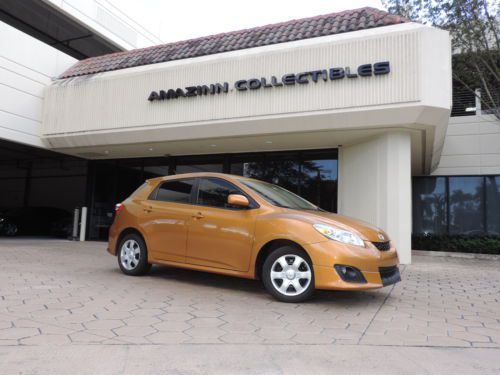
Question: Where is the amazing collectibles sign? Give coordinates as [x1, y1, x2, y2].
[147, 61, 390, 103]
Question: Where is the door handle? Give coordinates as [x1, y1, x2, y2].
[192, 211, 204, 219]
[143, 206, 153, 213]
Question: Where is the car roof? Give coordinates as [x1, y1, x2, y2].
[146, 172, 254, 184]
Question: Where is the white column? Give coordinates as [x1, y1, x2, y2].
[338, 131, 412, 264]
[79, 207, 87, 242]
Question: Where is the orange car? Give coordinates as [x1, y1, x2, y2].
[108, 172, 400, 302]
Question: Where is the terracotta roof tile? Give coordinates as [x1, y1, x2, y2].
[59, 7, 408, 79]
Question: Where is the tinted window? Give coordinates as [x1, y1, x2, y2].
[486, 176, 500, 235]
[230, 151, 338, 212]
[449, 177, 484, 235]
[155, 179, 195, 203]
[197, 178, 243, 209]
[301, 158, 338, 212]
[412, 177, 447, 235]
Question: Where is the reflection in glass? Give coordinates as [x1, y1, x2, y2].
[449, 177, 484, 235]
[230, 152, 338, 212]
[301, 159, 337, 212]
[412, 177, 447, 235]
[486, 176, 500, 235]
[242, 157, 300, 194]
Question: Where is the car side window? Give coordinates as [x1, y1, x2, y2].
[154, 179, 195, 203]
[197, 178, 245, 209]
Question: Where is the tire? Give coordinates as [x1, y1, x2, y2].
[262, 246, 315, 303]
[117, 233, 151, 276]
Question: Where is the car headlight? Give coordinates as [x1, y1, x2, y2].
[313, 224, 365, 247]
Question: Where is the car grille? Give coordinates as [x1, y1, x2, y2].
[371, 241, 391, 251]
[379, 266, 401, 286]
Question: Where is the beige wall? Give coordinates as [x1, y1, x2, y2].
[338, 131, 412, 264]
[0, 21, 76, 147]
[432, 114, 500, 175]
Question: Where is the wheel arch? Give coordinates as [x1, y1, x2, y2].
[254, 239, 310, 280]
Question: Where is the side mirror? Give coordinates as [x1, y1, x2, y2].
[227, 194, 249, 207]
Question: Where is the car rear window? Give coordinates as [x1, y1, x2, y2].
[154, 179, 195, 203]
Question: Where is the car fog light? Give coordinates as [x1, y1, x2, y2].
[334, 265, 367, 284]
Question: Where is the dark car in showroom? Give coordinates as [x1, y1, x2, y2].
[0, 207, 73, 237]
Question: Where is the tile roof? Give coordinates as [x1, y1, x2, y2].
[59, 7, 409, 79]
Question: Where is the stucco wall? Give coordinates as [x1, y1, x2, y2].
[0, 21, 76, 147]
[432, 114, 500, 175]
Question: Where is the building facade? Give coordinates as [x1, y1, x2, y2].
[1, 5, 499, 264]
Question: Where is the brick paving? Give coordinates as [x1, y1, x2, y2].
[0, 239, 499, 348]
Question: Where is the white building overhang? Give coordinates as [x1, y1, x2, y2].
[41, 22, 451, 175]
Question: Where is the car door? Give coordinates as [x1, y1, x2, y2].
[141, 178, 196, 263]
[186, 177, 257, 272]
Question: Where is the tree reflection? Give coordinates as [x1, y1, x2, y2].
[449, 179, 483, 234]
[243, 159, 337, 212]
[486, 177, 500, 234]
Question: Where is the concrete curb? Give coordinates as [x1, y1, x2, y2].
[413, 249, 500, 261]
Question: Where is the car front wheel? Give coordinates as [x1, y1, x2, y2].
[118, 233, 151, 276]
[262, 246, 315, 303]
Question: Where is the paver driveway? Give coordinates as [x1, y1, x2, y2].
[0, 239, 499, 374]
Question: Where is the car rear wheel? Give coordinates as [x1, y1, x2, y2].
[118, 233, 151, 276]
[262, 246, 315, 303]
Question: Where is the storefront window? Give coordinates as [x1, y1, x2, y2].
[412, 177, 447, 235]
[486, 176, 500, 235]
[242, 154, 300, 194]
[300, 158, 338, 213]
[230, 150, 337, 212]
[143, 158, 170, 179]
[413, 176, 500, 237]
[116, 159, 143, 202]
[449, 177, 484, 234]
[174, 155, 224, 174]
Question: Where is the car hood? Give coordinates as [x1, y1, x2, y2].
[285, 209, 390, 242]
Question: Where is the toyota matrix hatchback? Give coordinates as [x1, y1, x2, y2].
[108, 173, 400, 302]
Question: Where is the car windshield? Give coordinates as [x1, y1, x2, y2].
[239, 179, 321, 211]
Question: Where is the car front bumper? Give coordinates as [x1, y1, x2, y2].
[304, 241, 400, 290]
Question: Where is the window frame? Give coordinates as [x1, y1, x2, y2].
[149, 178, 197, 205]
[194, 177, 259, 211]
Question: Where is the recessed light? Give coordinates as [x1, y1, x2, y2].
[148, 148, 154, 151]
[265, 140, 273, 144]
[210, 144, 217, 147]
[104, 150, 109, 154]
